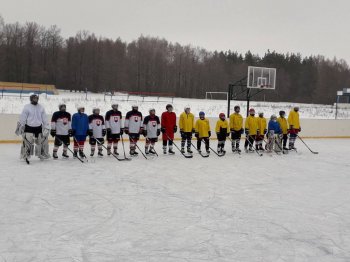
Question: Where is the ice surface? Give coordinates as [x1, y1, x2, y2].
[1, 90, 350, 119]
[0, 139, 350, 261]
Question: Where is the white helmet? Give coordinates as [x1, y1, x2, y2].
[112, 104, 118, 110]
[184, 105, 190, 111]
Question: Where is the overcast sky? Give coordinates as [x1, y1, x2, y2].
[1, 0, 349, 64]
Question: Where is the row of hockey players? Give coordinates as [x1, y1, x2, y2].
[49, 102, 300, 158]
[16, 94, 300, 161]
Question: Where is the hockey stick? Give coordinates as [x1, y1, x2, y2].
[120, 134, 132, 161]
[263, 137, 281, 155]
[55, 136, 84, 163]
[201, 139, 224, 157]
[246, 135, 263, 156]
[94, 137, 127, 161]
[296, 134, 319, 154]
[165, 133, 193, 158]
[22, 135, 34, 164]
[191, 141, 209, 158]
[73, 136, 88, 161]
[135, 143, 148, 159]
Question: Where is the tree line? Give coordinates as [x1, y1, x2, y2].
[0, 16, 350, 104]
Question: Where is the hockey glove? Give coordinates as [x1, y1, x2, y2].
[245, 128, 249, 135]
[120, 128, 124, 135]
[161, 127, 166, 134]
[226, 132, 230, 137]
[298, 127, 301, 132]
[106, 128, 111, 136]
[240, 128, 244, 134]
[42, 128, 50, 138]
[192, 128, 196, 134]
[143, 130, 147, 137]
[208, 131, 211, 137]
[102, 129, 106, 137]
[50, 129, 56, 137]
[15, 122, 24, 136]
[264, 129, 267, 135]
[139, 127, 144, 134]
[68, 129, 74, 137]
[124, 128, 129, 135]
[157, 129, 160, 136]
[88, 129, 93, 137]
[174, 126, 178, 133]
[195, 133, 199, 138]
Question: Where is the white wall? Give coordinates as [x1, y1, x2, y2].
[1, 114, 349, 142]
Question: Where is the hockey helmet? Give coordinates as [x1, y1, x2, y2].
[184, 105, 191, 111]
[219, 113, 225, 119]
[77, 105, 85, 112]
[294, 106, 299, 112]
[270, 114, 277, 121]
[112, 104, 118, 110]
[249, 108, 255, 114]
[199, 111, 205, 116]
[149, 108, 155, 114]
[258, 112, 264, 117]
[279, 110, 286, 116]
[59, 103, 66, 111]
[29, 93, 39, 105]
[234, 105, 240, 113]
[93, 107, 100, 114]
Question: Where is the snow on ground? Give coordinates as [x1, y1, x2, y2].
[1, 90, 350, 119]
[0, 139, 350, 261]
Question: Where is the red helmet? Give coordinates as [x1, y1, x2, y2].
[249, 108, 255, 114]
[219, 113, 225, 118]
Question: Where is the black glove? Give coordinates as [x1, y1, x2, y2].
[264, 129, 267, 135]
[192, 128, 195, 134]
[124, 128, 129, 135]
[50, 129, 56, 137]
[106, 128, 111, 136]
[195, 133, 199, 138]
[120, 128, 124, 135]
[161, 127, 166, 134]
[88, 129, 93, 136]
[245, 128, 249, 135]
[68, 129, 74, 137]
[143, 130, 147, 137]
[226, 132, 229, 137]
[174, 126, 178, 133]
[240, 128, 244, 134]
[180, 129, 184, 136]
[208, 131, 211, 137]
[157, 129, 160, 136]
[139, 127, 144, 134]
[102, 129, 106, 137]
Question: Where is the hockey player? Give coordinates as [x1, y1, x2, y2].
[179, 106, 195, 154]
[105, 104, 123, 155]
[244, 108, 259, 153]
[71, 106, 89, 158]
[88, 108, 106, 157]
[124, 105, 143, 156]
[50, 104, 73, 159]
[256, 112, 267, 151]
[15, 93, 50, 162]
[229, 105, 244, 152]
[277, 110, 289, 150]
[195, 111, 211, 154]
[161, 104, 177, 154]
[143, 108, 161, 155]
[267, 115, 282, 152]
[287, 106, 301, 150]
[215, 113, 230, 154]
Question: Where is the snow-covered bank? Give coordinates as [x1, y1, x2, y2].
[1, 90, 350, 119]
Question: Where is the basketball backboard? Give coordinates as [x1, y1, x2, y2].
[247, 66, 276, 89]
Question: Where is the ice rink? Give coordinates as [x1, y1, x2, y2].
[0, 139, 349, 262]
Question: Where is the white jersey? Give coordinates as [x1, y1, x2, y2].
[125, 110, 143, 134]
[143, 115, 160, 138]
[19, 103, 49, 129]
[88, 114, 105, 138]
[105, 110, 123, 134]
